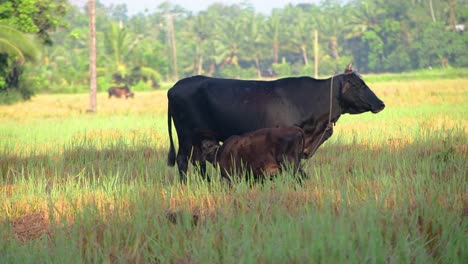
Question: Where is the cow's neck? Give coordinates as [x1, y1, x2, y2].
[301, 75, 344, 128]
[325, 74, 344, 125]
[298, 75, 344, 157]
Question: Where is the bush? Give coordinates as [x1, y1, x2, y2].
[131, 80, 151, 92]
[217, 65, 257, 79]
[0, 66, 36, 104]
[319, 56, 353, 76]
[0, 89, 24, 104]
[272, 58, 292, 77]
[299, 64, 315, 77]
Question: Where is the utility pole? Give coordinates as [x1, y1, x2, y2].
[165, 13, 178, 80]
[88, 0, 97, 112]
[314, 29, 318, 79]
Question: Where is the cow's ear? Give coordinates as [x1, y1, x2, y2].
[344, 63, 353, 74]
[342, 81, 350, 94]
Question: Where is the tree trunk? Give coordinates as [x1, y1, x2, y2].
[254, 56, 261, 78]
[448, 0, 457, 27]
[169, 14, 178, 80]
[301, 45, 309, 66]
[197, 56, 203, 75]
[272, 42, 279, 64]
[330, 36, 339, 60]
[314, 30, 318, 78]
[88, 0, 97, 113]
[207, 63, 215, 76]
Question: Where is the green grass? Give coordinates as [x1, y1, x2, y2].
[364, 67, 468, 82]
[0, 79, 467, 263]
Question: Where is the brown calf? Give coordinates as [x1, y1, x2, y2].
[201, 126, 305, 181]
[108, 86, 134, 99]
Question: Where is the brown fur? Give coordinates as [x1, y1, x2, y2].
[108, 86, 134, 99]
[202, 127, 305, 181]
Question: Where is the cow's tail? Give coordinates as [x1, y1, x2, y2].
[167, 102, 176, 166]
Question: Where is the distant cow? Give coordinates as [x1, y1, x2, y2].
[108, 85, 134, 99]
[201, 127, 306, 181]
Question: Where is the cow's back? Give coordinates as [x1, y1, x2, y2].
[167, 76, 313, 141]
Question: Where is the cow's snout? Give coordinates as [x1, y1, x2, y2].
[372, 101, 385, 113]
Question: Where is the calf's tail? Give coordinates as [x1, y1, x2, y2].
[167, 102, 176, 166]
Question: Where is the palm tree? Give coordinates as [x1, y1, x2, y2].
[0, 23, 39, 92]
[213, 12, 245, 74]
[346, 0, 386, 39]
[264, 9, 282, 64]
[317, 1, 348, 60]
[240, 12, 266, 78]
[0, 23, 38, 63]
[185, 11, 213, 75]
[282, 5, 316, 66]
[103, 21, 143, 79]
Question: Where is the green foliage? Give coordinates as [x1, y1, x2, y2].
[417, 23, 451, 68]
[362, 30, 384, 72]
[363, 67, 468, 82]
[271, 57, 292, 77]
[319, 55, 354, 76]
[0, 0, 67, 103]
[0, 64, 36, 104]
[0, 0, 67, 44]
[383, 46, 411, 72]
[0, 23, 39, 62]
[299, 63, 315, 76]
[0, 89, 23, 104]
[217, 64, 257, 79]
[2, 0, 468, 97]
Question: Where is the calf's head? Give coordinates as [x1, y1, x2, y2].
[201, 140, 220, 164]
[340, 64, 385, 114]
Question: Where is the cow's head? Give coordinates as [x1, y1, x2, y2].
[340, 63, 385, 114]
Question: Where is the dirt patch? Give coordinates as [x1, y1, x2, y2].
[10, 211, 52, 242]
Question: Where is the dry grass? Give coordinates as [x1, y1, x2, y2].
[0, 90, 168, 121]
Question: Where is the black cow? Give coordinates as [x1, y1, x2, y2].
[167, 64, 385, 182]
[108, 85, 134, 99]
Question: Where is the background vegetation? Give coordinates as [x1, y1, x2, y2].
[0, 0, 467, 102]
[0, 0, 466, 262]
[0, 76, 466, 262]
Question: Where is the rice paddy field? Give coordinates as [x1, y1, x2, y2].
[0, 76, 467, 263]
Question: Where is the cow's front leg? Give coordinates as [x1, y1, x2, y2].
[190, 146, 210, 182]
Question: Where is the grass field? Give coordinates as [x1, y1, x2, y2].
[0, 77, 467, 263]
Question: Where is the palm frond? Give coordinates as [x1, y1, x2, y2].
[0, 23, 40, 62]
